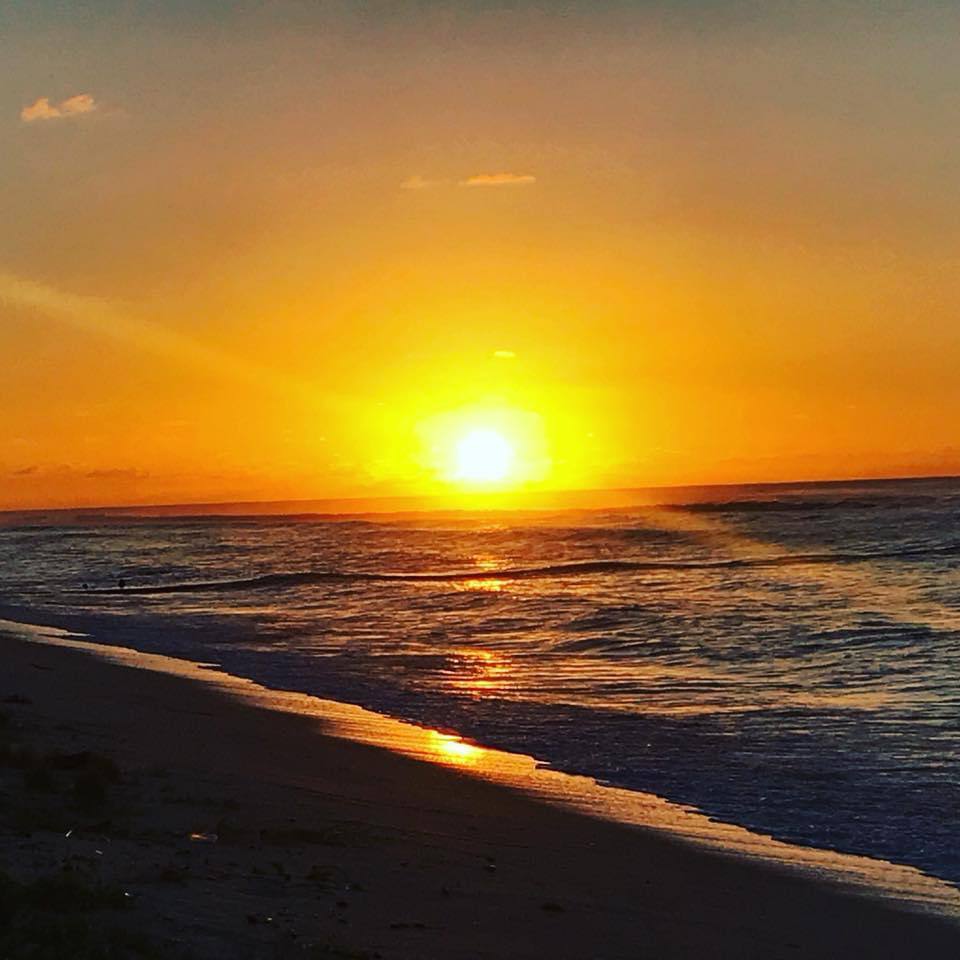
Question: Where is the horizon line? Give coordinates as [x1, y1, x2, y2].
[3, 470, 958, 518]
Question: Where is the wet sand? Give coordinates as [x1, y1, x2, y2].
[1, 628, 959, 959]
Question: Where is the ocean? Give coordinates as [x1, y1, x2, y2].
[2, 476, 958, 888]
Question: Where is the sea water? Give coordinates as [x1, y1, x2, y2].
[1, 476, 958, 886]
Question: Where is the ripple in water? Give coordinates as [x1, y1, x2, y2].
[1, 476, 958, 886]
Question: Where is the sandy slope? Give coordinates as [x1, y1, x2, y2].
[1, 630, 958, 959]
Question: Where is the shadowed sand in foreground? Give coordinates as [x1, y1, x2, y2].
[1, 629, 958, 959]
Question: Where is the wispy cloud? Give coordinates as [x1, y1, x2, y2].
[460, 173, 536, 187]
[399, 175, 438, 191]
[0, 271, 350, 414]
[84, 467, 150, 480]
[0, 464, 149, 483]
[401, 172, 537, 191]
[20, 93, 97, 123]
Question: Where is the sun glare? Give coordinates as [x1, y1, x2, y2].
[454, 428, 514, 483]
[415, 402, 562, 494]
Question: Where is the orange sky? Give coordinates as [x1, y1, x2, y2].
[2, 1, 960, 509]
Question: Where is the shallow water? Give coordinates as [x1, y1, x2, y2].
[8, 619, 959, 919]
[2, 476, 959, 886]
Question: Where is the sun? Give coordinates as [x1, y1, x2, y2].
[454, 428, 515, 483]
[416, 404, 556, 492]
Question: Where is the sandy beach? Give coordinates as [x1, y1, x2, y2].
[0, 626, 956, 958]
[7, 0, 960, 951]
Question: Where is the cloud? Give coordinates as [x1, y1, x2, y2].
[401, 173, 537, 191]
[460, 173, 536, 187]
[400, 175, 435, 190]
[60, 93, 97, 115]
[84, 467, 150, 480]
[20, 93, 97, 123]
[20, 98, 60, 122]
[0, 271, 347, 411]
[492, 349, 516, 359]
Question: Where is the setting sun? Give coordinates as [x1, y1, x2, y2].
[414, 402, 558, 496]
[454, 429, 514, 484]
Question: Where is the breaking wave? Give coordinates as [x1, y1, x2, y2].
[94, 540, 960, 594]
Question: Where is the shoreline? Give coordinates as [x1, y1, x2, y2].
[2, 618, 960, 957]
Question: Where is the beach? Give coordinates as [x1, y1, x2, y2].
[6, 0, 960, 951]
[5, 489, 959, 888]
[1, 627, 958, 959]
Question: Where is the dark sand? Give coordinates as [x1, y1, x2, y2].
[1, 631, 959, 959]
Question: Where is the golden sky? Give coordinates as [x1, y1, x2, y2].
[2, 1, 960, 509]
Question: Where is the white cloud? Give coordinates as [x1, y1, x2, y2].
[20, 98, 60, 122]
[20, 93, 97, 123]
[59, 93, 97, 116]
[402, 173, 537, 191]
[460, 173, 536, 187]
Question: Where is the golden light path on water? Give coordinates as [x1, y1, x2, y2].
[424, 503, 960, 716]
[4, 617, 959, 922]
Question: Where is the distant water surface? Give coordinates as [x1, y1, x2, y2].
[1, 477, 958, 886]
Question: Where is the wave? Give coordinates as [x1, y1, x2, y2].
[668, 494, 960, 514]
[87, 540, 960, 595]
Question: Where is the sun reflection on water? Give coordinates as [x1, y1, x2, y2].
[450, 556, 508, 592]
[447, 649, 512, 696]
[427, 730, 483, 765]
[453, 578, 506, 592]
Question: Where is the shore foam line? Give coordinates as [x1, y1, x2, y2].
[2, 615, 958, 921]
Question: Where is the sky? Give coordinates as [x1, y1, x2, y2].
[2, 0, 960, 509]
